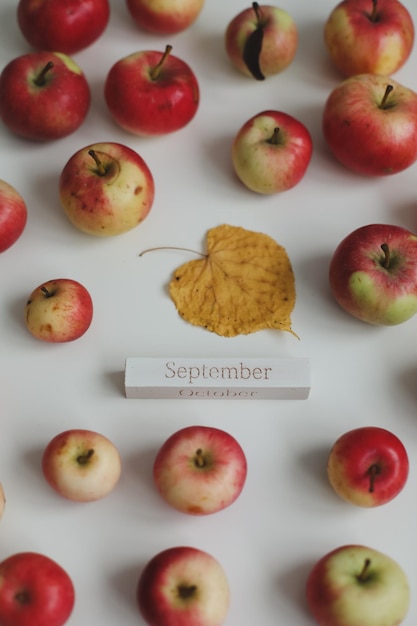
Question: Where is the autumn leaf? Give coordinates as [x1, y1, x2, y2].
[168, 224, 297, 337]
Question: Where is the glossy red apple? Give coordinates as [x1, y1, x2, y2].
[104, 45, 199, 136]
[42, 429, 122, 502]
[306, 544, 410, 626]
[25, 278, 93, 342]
[329, 223, 417, 325]
[232, 109, 313, 194]
[327, 426, 409, 507]
[322, 73, 417, 176]
[137, 546, 230, 626]
[0, 51, 91, 141]
[59, 142, 155, 236]
[17, 0, 110, 55]
[0, 180, 27, 253]
[126, 0, 204, 35]
[324, 0, 415, 77]
[225, 2, 298, 80]
[153, 425, 247, 515]
[0, 552, 75, 626]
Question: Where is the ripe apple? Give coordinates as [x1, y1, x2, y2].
[324, 0, 415, 77]
[126, 0, 204, 35]
[0, 180, 27, 253]
[137, 546, 230, 626]
[42, 429, 122, 502]
[306, 544, 410, 626]
[59, 142, 155, 236]
[153, 425, 247, 515]
[0, 51, 90, 141]
[322, 73, 417, 176]
[24, 278, 93, 342]
[231, 110, 313, 194]
[17, 0, 110, 55]
[329, 223, 417, 325]
[104, 45, 199, 136]
[225, 2, 298, 80]
[327, 426, 409, 507]
[0, 551, 75, 626]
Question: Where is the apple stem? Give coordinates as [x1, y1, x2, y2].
[194, 448, 206, 468]
[34, 61, 54, 87]
[88, 150, 107, 176]
[139, 246, 207, 258]
[268, 127, 281, 145]
[370, 0, 379, 22]
[77, 449, 94, 464]
[150, 45, 173, 81]
[367, 463, 380, 493]
[40, 286, 54, 298]
[380, 84, 394, 109]
[252, 1, 262, 23]
[380, 243, 390, 268]
[357, 558, 372, 582]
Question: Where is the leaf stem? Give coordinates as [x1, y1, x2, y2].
[139, 246, 207, 258]
[150, 45, 173, 81]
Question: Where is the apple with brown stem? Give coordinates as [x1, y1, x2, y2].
[104, 45, 199, 136]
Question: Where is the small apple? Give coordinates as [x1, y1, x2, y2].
[42, 429, 122, 502]
[126, 0, 204, 35]
[59, 142, 155, 236]
[324, 0, 415, 77]
[153, 425, 247, 515]
[0, 180, 27, 253]
[225, 2, 298, 80]
[329, 223, 417, 325]
[231, 110, 313, 194]
[322, 73, 417, 176]
[306, 544, 410, 626]
[327, 426, 409, 507]
[0, 51, 90, 141]
[25, 278, 93, 342]
[137, 546, 230, 626]
[17, 0, 110, 55]
[0, 551, 75, 626]
[104, 45, 199, 136]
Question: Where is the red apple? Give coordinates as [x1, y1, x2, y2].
[42, 429, 122, 502]
[0, 551, 75, 626]
[104, 45, 199, 136]
[329, 223, 417, 325]
[306, 544, 410, 626]
[0, 51, 90, 141]
[153, 425, 247, 515]
[59, 142, 155, 236]
[137, 546, 230, 626]
[324, 0, 415, 77]
[24, 278, 93, 342]
[231, 109, 313, 194]
[0, 180, 27, 253]
[126, 0, 204, 35]
[17, 0, 110, 55]
[322, 73, 417, 176]
[327, 426, 409, 507]
[225, 2, 298, 80]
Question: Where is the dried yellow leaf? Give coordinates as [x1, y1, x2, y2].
[169, 224, 297, 337]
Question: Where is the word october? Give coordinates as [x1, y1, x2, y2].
[124, 357, 311, 400]
[164, 360, 272, 385]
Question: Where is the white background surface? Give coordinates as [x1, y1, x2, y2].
[1, 0, 417, 624]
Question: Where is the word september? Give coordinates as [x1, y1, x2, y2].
[164, 360, 272, 385]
